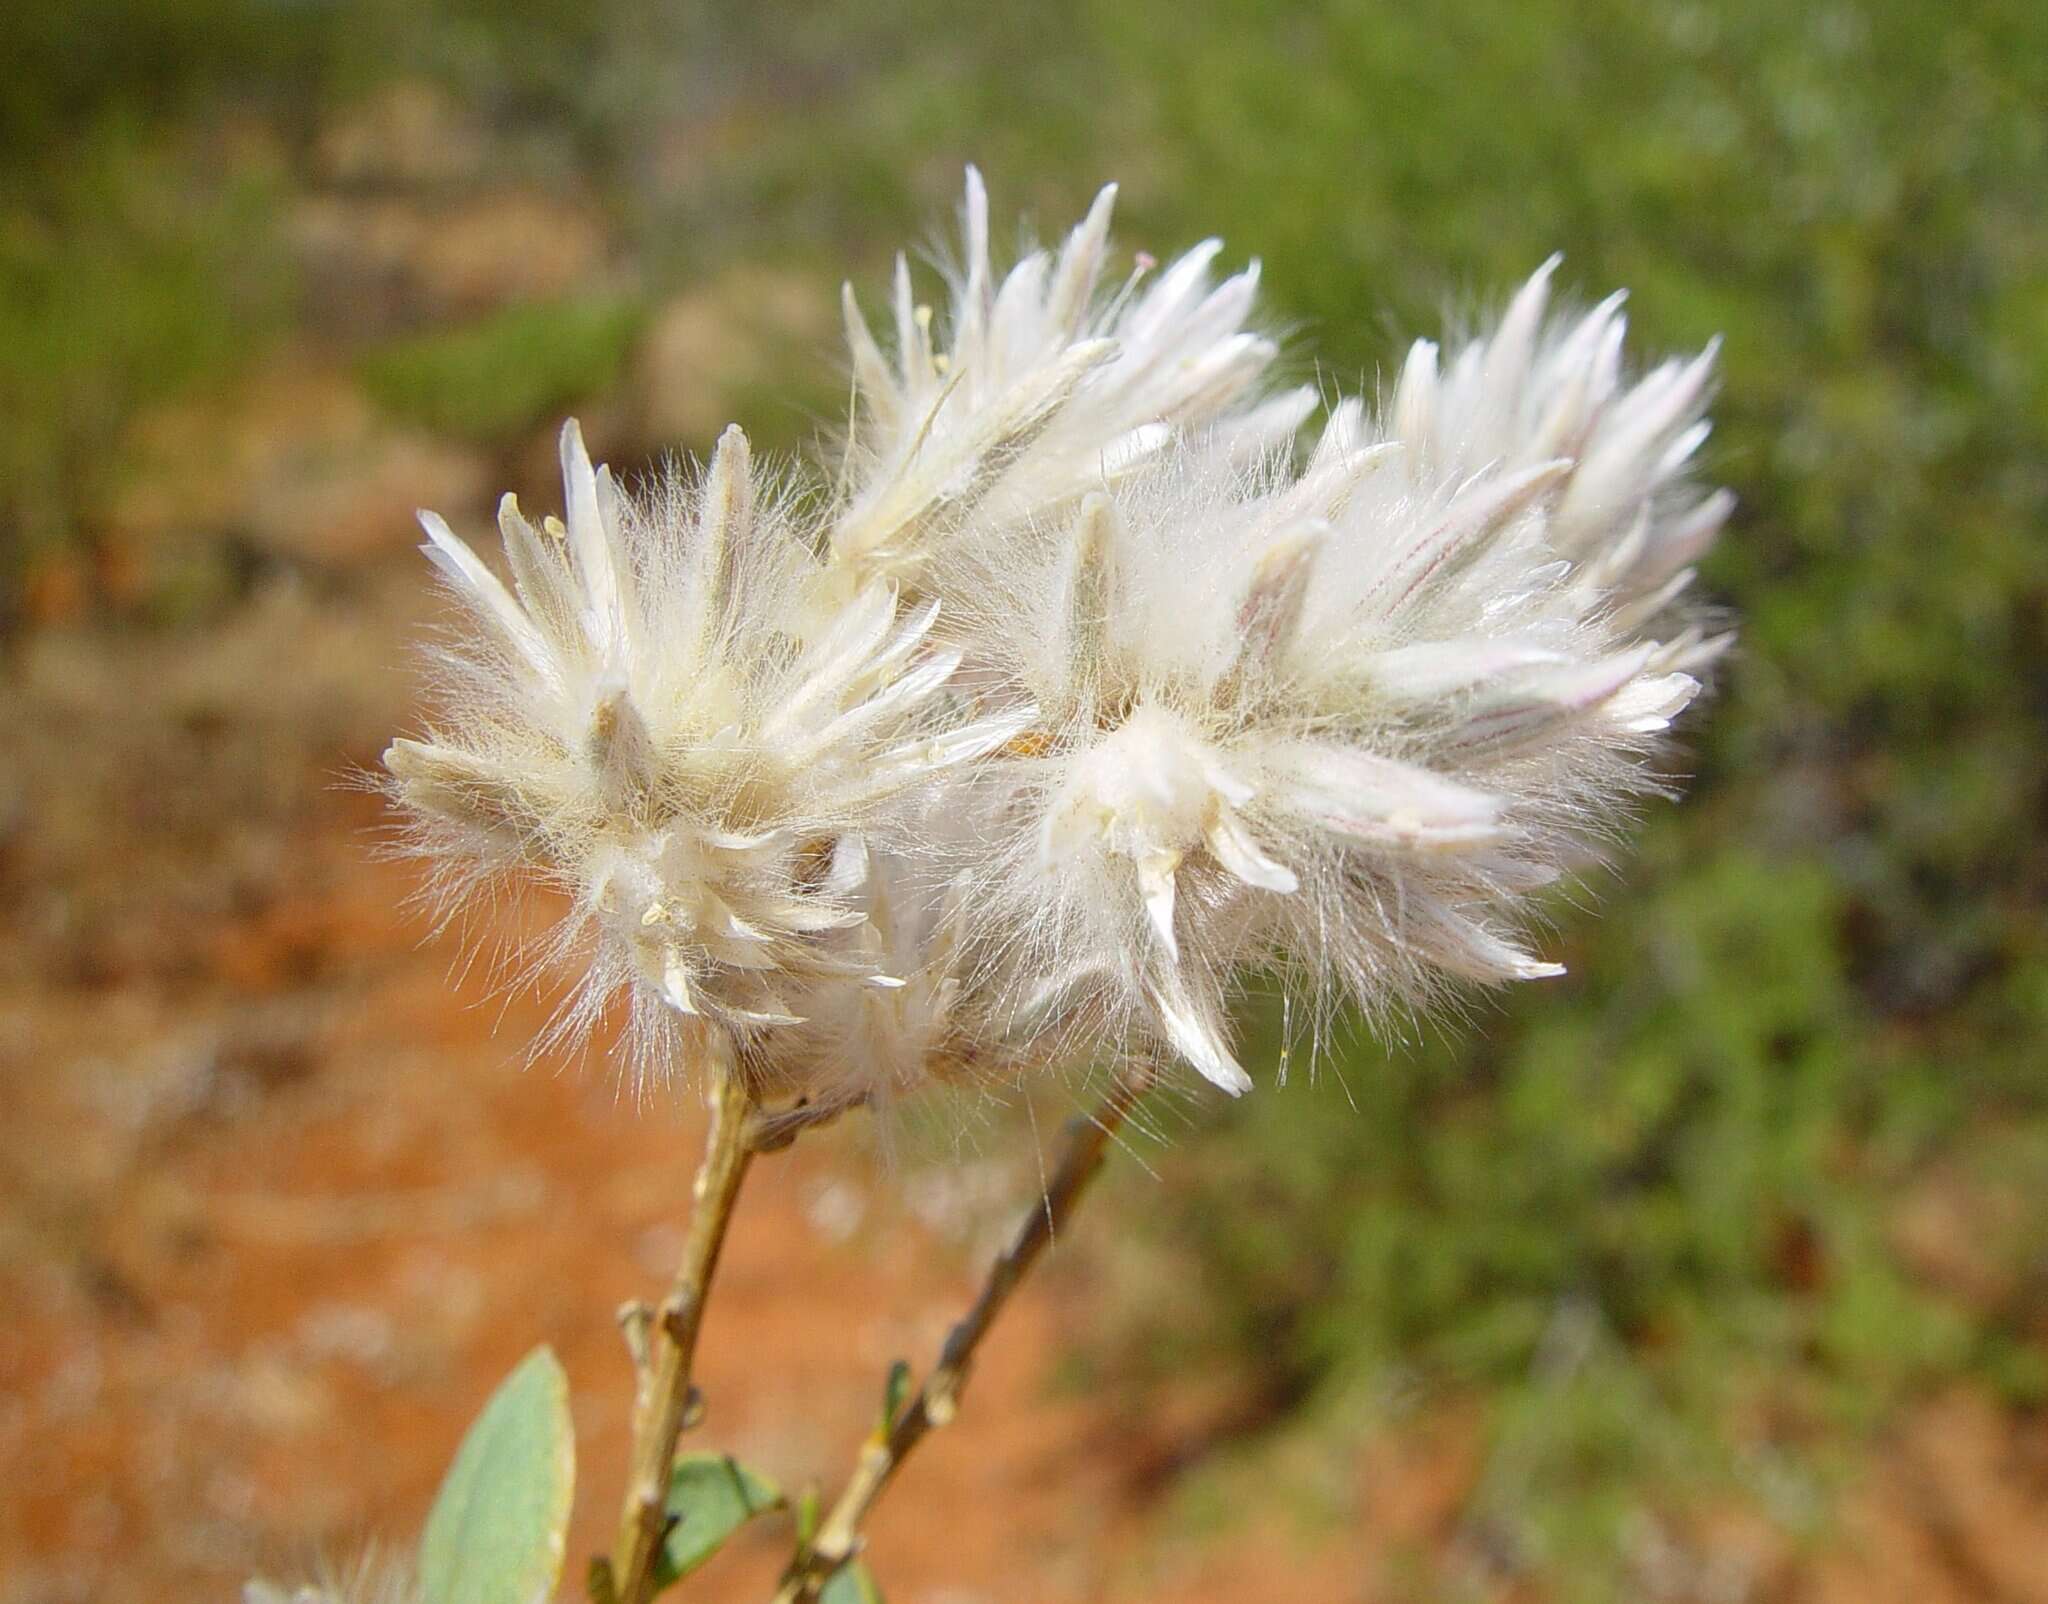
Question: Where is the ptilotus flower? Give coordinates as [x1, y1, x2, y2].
[951, 389, 1708, 1093]
[387, 172, 1731, 1105]
[1385, 256, 1733, 670]
[830, 167, 1314, 592]
[383, 419, 1029, 1085]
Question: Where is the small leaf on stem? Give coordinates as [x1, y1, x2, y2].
[879, 1361, 911, 1433]
[820, 1560, 887, 1604]
[652, 1453, 786, 1586]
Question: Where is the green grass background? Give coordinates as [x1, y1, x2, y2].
[5, 0, 2043, 1594]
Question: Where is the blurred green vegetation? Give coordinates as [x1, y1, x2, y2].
[0, 126, 283, 582]
[6, 0, 2044, 1594]
[359, 297, 645, 443]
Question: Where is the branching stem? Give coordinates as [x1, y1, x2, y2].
[603, 1061, 758, 1604]
[772, 1065, 1153, 1602]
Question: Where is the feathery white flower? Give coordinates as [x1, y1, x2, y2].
[1387, 257, 1734, 670]
[831, 167, 1314, 589]
[950, 386, 1706, 1093]
[383, 419, 1028, 1083]
[388, 174, 1730, 1106]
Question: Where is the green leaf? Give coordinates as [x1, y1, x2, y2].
[419, 1346, 576, 1604]
[819, 1560, 886, 1604]
[653, 1453, 786, 1585]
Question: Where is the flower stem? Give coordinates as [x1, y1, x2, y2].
[604, 1058, 759, 1604]
[774, 1064, 1153, 1602]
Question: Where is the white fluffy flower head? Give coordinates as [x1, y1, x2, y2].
[385, 418, 1027, 1089]
[387, 172, 1732, 1106]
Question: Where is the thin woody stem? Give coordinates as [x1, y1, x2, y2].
[603, 1060, 758, 1604]
[774, 1065, 1154, 1602]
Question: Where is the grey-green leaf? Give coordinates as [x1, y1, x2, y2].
[820, 1560, 886, 1604]
[654, 1453, 786, 1585]
[419, 1345, 576, 1604]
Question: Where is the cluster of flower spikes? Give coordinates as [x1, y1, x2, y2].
[385, 169, 1731, 1108]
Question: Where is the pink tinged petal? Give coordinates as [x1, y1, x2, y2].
[1047, 182, 1119, 336]
[1528, 292, 1630, 462]
[1204, 810, 1299, 894]
[1123, 239, 1225, 345]
[1227, 522, 1324, 680]
[1570, 498, 1652, 579]
[418, 509, 553, 679]
[1367, 639, 1572, 701]
[1150, 972, 1252, 1096]
[1444, 645, 1658, 758]
[1606, 564, 1697, 634]
[1556, 341, 1719, 540]
[1268, 743, 1505, 850]
[1643, 487, 1735, 584]
[1290, 404, 1397, 520]
[1375, 459, 1573, 618]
